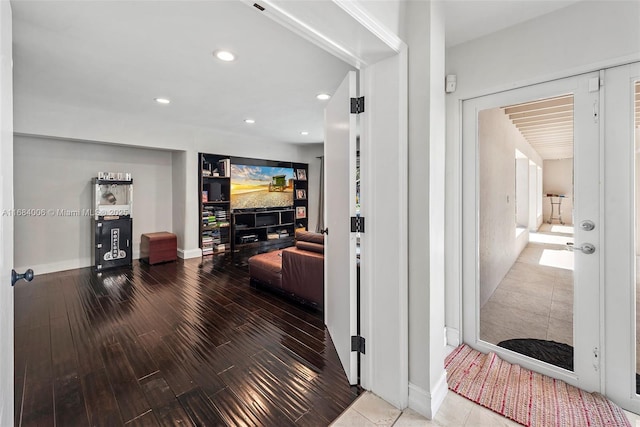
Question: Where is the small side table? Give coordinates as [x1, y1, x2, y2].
[140, 232, 177, 265]
[546, 195, 566, 225]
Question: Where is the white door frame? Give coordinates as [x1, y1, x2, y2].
[602, 62, 640, 413]
[0, 1, 14, 425]
[461, 73, 602, 391]
[246, 1, 409, 407]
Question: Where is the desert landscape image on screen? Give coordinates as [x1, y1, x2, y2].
[230, 164, 295, 210]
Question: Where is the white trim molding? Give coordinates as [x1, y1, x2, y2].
[446, 327, 460, 348]
[178, 247, 202, 259]
[408, 371, 448, 419]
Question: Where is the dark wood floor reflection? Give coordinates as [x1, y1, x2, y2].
[15, 256, 358, 426]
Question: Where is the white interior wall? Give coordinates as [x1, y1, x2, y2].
[445, 0, 640, 343]
[171, 151, 187, 252]
[515, 158, 529, 227]
[543, 158, 574, 226]
[399, 0, 447, 418]
[14, 96, 324, 259]
[478, 108, 542, 307]
[528, 163, 538, 231]
[13, 135, 174, 273]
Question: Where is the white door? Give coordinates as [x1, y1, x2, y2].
[462, 72, 601, 391]
[324, 71, 358, 384]
[602, 61, 640, 412]
[0, 1, 14, 424]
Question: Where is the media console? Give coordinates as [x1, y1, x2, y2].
[198, 153, 308, 256]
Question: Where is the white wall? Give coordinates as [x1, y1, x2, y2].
[298, 143, 323, 233]
[400, 0, 447, 418]
[445, 0, 640, 343]
[13, 135, 174, 273]
[543, 158, 574, 226]
[478, 108, 542, 306]
[515, 158, 529, 227]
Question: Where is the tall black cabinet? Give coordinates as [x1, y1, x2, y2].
[93, 173, 133, 271]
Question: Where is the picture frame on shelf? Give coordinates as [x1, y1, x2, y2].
[296, 206, 307, 219]
[296, 189, 306, 200]
[296, 168, 307, 181]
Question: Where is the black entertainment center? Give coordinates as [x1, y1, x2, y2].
[199, 153, 309, 256]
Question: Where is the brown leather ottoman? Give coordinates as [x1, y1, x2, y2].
[140, 232, 177, 265]
[248, 250, 283, 288]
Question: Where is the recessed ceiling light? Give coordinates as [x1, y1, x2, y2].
[154, 98, 170, 104]
[316, 93, 331, 101]
[244, 118, 255, 124]
[300, 131, 309, 135]
[214, 50, 236, 62]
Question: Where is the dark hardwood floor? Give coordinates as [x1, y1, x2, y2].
[15, 255, 359, 426]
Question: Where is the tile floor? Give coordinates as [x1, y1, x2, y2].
[331, 390, 640, 426]
[480, 223, 574, 348]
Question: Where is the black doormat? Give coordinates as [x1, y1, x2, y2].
[498, 338, 640, 394]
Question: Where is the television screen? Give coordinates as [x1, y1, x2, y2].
[230, 164, 295, 210]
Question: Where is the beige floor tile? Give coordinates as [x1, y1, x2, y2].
[549, 299, 573, 323]
[351, 392, 401, 426]
[551, 287, 573, 304]
[464, 405, 521, 426]
[330, 408, 378, 427]
[480, 300, 549, 333]
[498, 277, 555, 300]
[432, 392, 474, 426]
[488, 288, 552, 317]
[392, 408, 438, 426]
[546, 317, 573, 346]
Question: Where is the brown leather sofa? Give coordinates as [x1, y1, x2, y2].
[248, 230, 324, 309]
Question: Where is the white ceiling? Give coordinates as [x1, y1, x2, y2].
[12, 0, 584, 145]
[12, 1, 355, 144]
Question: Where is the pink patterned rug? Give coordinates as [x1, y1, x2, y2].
[445, 344, 631, 427]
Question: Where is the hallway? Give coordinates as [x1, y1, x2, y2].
[480, 224, 574, 348]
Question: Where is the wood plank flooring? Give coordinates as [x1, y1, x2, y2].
[15, 256, 358, 426]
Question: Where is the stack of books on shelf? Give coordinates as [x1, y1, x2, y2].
[217, 159, 231, 177]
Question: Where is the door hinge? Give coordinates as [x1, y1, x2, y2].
[593, 346, 600, 371]
[593, 100, 599, 123]
[351, 335, 366, 354]
[350, 97, 365, 114]
[350, 216, 365, 233]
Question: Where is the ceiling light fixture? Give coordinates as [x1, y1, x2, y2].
[300, 131, 309, 135]
[154, 98, 170, 104]
[316, 93, 331, 101]
[214, 50, 236, 62]
[244, 118, 255, 124]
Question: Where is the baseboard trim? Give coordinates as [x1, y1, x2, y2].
[17, 258, 93, 275]
[18, 250, 142, 275]
[408, 371, 448, 419]
[178, 248, 202, 259]
[446, 327, 460, 348]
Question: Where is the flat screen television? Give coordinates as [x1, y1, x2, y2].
[230, 164, 295, 210]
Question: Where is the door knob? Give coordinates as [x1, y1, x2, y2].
[566, 242, 595, 254]
[579, 220, 595, 231]
[11, 269, 34, 287]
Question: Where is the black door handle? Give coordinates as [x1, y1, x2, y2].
[320, 228, 329, 235]
[11, 269, 34, 287]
